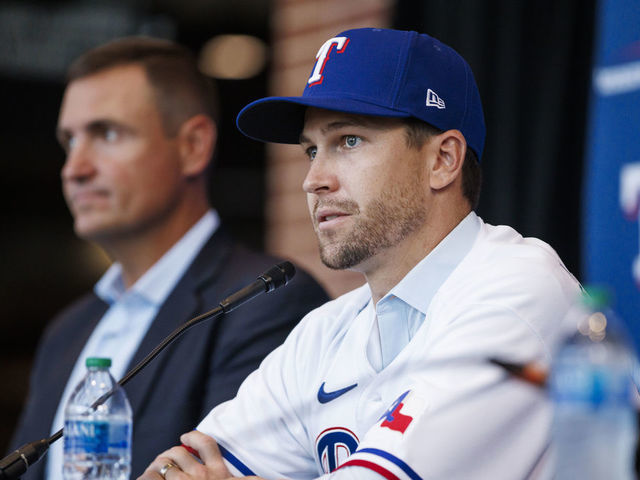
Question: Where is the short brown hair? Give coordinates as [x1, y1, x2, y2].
[67, 36, 219, 136]
[403, 117, 482, 210]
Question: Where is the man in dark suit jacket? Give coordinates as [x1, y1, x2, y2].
[9, 37, 328, 480]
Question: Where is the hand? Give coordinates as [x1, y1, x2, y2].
[138, 430, 234, 480]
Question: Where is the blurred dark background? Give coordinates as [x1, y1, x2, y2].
[1, 0, 595, 454]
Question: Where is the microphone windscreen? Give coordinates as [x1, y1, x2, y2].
[261, 261, 296, 292]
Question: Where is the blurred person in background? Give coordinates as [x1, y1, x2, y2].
[9, 36, 328, 480]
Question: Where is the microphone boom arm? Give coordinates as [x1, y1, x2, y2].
[0, 261, 295, 480]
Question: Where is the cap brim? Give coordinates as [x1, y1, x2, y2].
[236, 96, 412, 144]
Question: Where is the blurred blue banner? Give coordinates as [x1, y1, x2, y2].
[584, 0, 640, 352]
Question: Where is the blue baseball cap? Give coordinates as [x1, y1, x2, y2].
[236, 28, 486, 159]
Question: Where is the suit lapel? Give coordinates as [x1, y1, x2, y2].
[45, 298, 109, 426]
[123, 229, 234, 418]
[22, 299, 106, 480]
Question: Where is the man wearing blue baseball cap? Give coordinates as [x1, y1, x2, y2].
[141, 28, 581, 480]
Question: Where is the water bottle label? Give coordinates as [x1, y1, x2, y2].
[551, 364, 632, 407]
[109, 421, 131, 450]
[64, 420, 109, 454]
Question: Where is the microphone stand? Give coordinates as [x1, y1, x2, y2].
[0, 262, 295, 480]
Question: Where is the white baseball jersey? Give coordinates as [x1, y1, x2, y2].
[197, 213, 581, 480]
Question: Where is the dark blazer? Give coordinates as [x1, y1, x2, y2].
[10, 228, 329, 479]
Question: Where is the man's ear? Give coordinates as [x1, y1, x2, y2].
[429, 129, 466, 191]
[177, 114, 217, 177]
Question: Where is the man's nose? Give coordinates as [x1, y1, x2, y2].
[302, 154, 339, 194]
[61, 138, 96, 182]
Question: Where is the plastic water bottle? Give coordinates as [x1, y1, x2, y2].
[63, 357, 132, 480]
[550, 288, 638, 479]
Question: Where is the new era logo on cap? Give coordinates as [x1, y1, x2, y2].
[426, 89, 445, 109]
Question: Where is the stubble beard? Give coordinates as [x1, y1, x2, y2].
[316, 175, 427, 270]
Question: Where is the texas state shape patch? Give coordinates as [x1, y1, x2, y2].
[377, 390, 426, 435]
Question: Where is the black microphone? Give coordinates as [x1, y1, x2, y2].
[220, 260, 295, 312]
[0, 439, 48, 480]
[0, 261, 296, 480]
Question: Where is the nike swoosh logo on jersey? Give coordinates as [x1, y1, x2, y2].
[317, 382, 358, 404]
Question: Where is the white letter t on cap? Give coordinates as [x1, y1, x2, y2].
[308, 37, 349, 86]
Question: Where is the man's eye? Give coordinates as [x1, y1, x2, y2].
[66, 136, 77, 152]
[343, 135, 361, 148]
[104, 128, 119, 142]
[306, 146, 317, 160]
